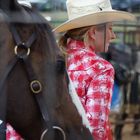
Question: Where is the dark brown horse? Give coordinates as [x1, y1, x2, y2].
[0, 0, 93, 140]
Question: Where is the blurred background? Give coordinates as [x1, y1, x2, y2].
[29, 0, 140, 140]
[28, 0, 140, 27]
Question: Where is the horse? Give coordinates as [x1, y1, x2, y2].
[0, 0, 93, 140]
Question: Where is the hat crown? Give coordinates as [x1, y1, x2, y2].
[53, 0, 135, 32]
[67, 0, 112, 20]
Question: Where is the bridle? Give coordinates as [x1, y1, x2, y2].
[0, 24, 66, 140]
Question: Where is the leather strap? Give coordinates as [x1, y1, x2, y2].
[11, 25, 53, 130]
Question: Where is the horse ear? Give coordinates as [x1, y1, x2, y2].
[1, 0, 33, 24]
[10, 0, 22, 10]
[0, 0, 21, 11]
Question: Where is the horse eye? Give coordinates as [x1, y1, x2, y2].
[56, 59, 66, 74]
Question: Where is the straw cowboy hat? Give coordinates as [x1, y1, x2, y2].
[53, 0, 136, 33]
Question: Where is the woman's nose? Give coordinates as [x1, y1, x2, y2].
[111, 31, 116, 40]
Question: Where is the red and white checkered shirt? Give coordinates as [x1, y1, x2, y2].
[66, 39, 114, 140]
[6, 123, 23, 140]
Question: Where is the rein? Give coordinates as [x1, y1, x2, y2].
[0, 24, 66, 140]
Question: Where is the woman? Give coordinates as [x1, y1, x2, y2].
[53, 0, 135, 139]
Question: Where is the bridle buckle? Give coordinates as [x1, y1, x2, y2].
[40, 126, 66, 140]
[14, 43, 30, 58]
[30, 80, 42, 94]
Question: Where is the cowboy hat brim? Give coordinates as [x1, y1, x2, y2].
[53, 10, 136, 33]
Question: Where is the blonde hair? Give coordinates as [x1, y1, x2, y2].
[58, 26, 91, 54]
[58, 24, 106, 54]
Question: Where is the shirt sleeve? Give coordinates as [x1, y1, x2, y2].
[85, 68, 114, 140]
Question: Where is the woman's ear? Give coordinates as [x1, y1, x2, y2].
[84, 27, 96, 48]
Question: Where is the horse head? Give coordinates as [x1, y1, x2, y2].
[0, 0, 93, 140]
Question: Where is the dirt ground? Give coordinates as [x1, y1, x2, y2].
[110, 114, 140, 140]
[112, 123, 140, 140]
[121, 124, 140, 140]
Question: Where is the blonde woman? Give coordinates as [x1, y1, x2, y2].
[54, 0, 135, 139]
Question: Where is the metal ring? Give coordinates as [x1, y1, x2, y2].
[30, 80, 42, 94]
[14, 44, 30, 58]
[40, 126, 66, 140]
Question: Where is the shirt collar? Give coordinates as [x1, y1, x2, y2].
[67, 38, 95, 52]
